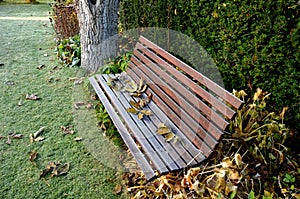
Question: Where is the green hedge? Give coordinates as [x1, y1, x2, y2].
[120, 0, 300, 130]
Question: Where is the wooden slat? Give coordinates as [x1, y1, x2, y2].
[94, 75, 169, 174]
[138, 36, 244, 110]
[135, 42, 237, 120]
[89, 76, 156, 180]
[133, 48, 229, 130]
[108, 74, 197, 168]
[129, 57, 223, 142]
[102, 74, 183, 171]
[127, 63, 217, 157]
[126, 70, 207, 162]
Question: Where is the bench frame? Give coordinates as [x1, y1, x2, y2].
[89, 36, 244, 180]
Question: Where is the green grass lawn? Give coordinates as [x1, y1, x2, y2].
[0, 3, 127, 198]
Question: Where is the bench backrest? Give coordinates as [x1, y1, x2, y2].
[127, 36, 244, 156]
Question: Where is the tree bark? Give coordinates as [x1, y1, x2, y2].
[77, 0, 119, 72]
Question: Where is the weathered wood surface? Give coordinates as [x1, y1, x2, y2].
[89, 36, 244, 180]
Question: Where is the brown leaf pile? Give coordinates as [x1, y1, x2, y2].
[126, 153, 247, 199]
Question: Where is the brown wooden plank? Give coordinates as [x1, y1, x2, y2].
[133, 48, 229, 130]
[110, 75, 190, 169]
[89, 76, 156, 180]
[102, 74, 182, 171]
[109, 74, 206, 166]
[138, 36, 244, 110]
[129, 57, 224, 142]
[135, 42, 237, 120]
[126, 69, 207, 162]
[94, 74, 169, 174]
[127, 63, 217, 157]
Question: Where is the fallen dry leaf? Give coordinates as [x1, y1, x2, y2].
[30, 127, 46, 143]
[114, 184, 122, 194]
[11, 134, 23, 139]
[86, 103, 93, 109]
[26, 94, 41, 100]
[37, 64, 46, 69]
[34, 127, 45, 138]
[34, 137, 45, 142]
[5, 136, 11, 145]
[40, 161, 70, 179]
[74, 101, 85, 109]
[74, 137, 83, 141]
[61, 125, 75, 135]
[74, 77, 84, 85]
[29, 151, 38, 162]
[18, 100, 23, 106]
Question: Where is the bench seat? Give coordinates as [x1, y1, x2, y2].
[89, 36, 244, 180]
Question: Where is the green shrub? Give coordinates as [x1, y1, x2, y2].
[119, 0, 300, 130]
[55, 35, 81, 67]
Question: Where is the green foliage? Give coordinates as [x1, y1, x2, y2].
[120, 0, 300, 130]
[99, 52, 132, 74]
[55, 35, 81, 67]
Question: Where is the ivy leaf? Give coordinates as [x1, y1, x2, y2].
[230, 191, 237, 199]
[248, 190, 255, 199]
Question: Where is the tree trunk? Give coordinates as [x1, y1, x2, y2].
[77, 0, 119, 72]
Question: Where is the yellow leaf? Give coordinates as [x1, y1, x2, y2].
[138, 113, 144, 120]
[173, 135, 179, 144]
[165, 132, 175, 142]
[138, 79, 144, 91]
[280, 107, 288, 119]
[127, 107, 138, 114]
[221, 157, 233, 168]
[139, 99, 147, 108]
[140, 109, 152, 116]
[156, 126, 171, 135]
[125, 81, 138, 93]
[130, 100, 140, 109]
[139, 84, 147, 93]
[292, 193, 300, 199]
[229, 169, 242, 184]
[234, 154, 242, 167]
[253, 88, 262, 101]
[147, 92, 152, 103]
[264, 190, 272, 197]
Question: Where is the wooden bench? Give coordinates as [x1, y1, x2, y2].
[89, 36, 244, 180]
